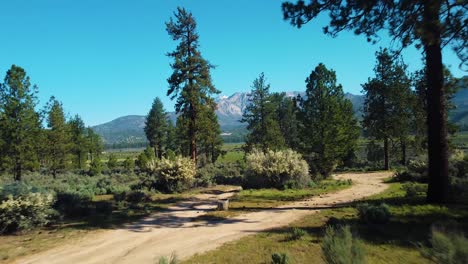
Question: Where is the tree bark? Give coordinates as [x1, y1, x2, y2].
[383, 137, 389, 170]
[424, 1, 449, 203]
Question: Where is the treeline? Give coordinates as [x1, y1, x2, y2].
[241, 49, 464, 178]
[0, 65, 103, 180]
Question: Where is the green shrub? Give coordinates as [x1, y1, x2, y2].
[245, 148, 310, 189]
[421, 224, 468, 264]
[322, 225, 366, 264]
[196, 163, 245, 187]
[123, 157, 135, 173]
[89, 158, 103, 176]
[357, 203, 391, 224]
[0, 192, 55, 234]
[271, 253, 289, 264]
[54, 191, 93, 217]
[125, 191, 151, 204]
[403, 183, 427, 198]
[287, 227, 306, 241]
[143, 156, 196, 193]
[107, 154, 118, 171]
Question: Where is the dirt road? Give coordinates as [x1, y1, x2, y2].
[18, 172, 391, 264]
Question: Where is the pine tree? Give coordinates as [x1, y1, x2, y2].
[68, 115, 88, 169]
[362, 49, 412, 169]
[166, 7, 220, 163]
[45, 96, 71, 177]
[271, 93, 300, 150]
[0, 65, 42, 181]
[298, 63, 360, 177]
[86, 128, 103, 162]
[198, 106, 224, 164]
[282, 0, 466, 204]
[144, 97, 168, 159]
[242, 73, 285, 152]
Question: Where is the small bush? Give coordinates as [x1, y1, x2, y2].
[0, 192, 55, 234]
[403, 183, 427, 198]
[54, 191, 93, 217]
[107, 154, 118, 171]
[322, 225, 366, 264]
[89, 158, 103, 176]
[271, 252, 289, 264]
[125, 190, 151, 204]
[245, 148, 310, 189]
[123, 157, 135, 173]
[143, 156, 196, 193]
[357, 203, 391, 224]
[420, 224, 468, 264]
[287, 227, 306, 241]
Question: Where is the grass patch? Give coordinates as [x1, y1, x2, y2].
[183, 181, 468, 264]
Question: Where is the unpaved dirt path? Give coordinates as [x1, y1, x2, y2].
[18, 172, 391, 264]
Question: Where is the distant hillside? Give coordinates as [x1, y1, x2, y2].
[93, 84, 467, 147]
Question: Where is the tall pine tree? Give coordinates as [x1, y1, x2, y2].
[68, 115, 88, 169]
[362, 49, 412, 170]
[298, 63, 359, 177]
[144, 97, 168, 159]
[45, 96, 71, 177]
[0, 65, 42, 180]
[242, 73, 285, 152]
[166, 7, 220, 164]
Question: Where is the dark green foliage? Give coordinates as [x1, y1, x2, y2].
[125, 190, 151, 204]
[89, 158, 103, 176]
[107, 154, 118, 172]
[0, 65, 42, 181]
[44, 97, 71, 177]
[68, 115, 88, 169]
[196, 163, 245, 186]
[298, 64, 360, 177]
[136, 146, 156, 173]
[54, 191, 93, 217]
[403, 183, 427, 198]
[420, 224, 468, 264]
[365, 140, 384, 165]
[123, 157, 135, 173]
[197, 106, 224, 165]
[287, 227, 306, 241]
[144, 97, 168, 159]
[322, 225, 366, 264]
[271, 253, 290, 264]
[242, 73, 285, 152]
[271, 93, 300, 149]
[362, 49, 412, 170]
[356, 203, 391, 224]
[166, 7, 220, 162]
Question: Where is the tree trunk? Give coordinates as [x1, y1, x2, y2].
[424, 1, 449, 203]
[383, 137, 389, 170]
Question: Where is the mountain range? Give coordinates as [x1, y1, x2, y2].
[93, 87, 467, 146]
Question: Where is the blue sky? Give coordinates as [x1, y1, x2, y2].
[0, 0, 464, 126]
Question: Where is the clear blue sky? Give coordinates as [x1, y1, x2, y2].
[0, 0, 464, 126]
